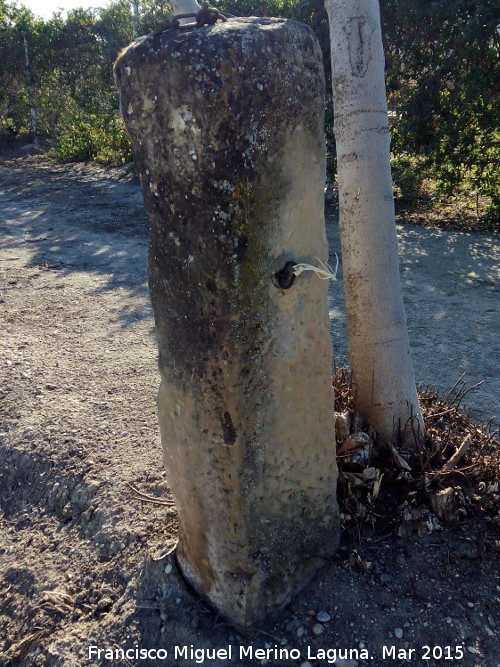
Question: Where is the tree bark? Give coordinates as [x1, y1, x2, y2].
[324, 0, 424, 448]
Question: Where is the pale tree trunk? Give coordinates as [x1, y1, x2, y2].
[324, 0, 424, 449]
[131, 1, 139, 38]
[23, 35, 38, 147]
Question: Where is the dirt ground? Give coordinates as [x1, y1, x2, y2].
[0, 156, 498, 667]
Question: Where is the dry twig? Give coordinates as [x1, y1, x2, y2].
[5, 629, 47, 662]
[442, 434, 471, 471]
[150, 543, 178, 561]
[126, 482, 175, 507]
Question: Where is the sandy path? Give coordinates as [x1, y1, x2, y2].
[2, 157, 497, 423]
[1, 157, 498, 666]
[327, 214, 499, 423]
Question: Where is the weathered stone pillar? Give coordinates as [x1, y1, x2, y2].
[115, 17, 339, 627]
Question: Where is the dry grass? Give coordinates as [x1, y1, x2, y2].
[332, 364, 500, 537]
[332, 360, 354, 414]
[419, 376, 499, 483]
[394, 192, 499, 234]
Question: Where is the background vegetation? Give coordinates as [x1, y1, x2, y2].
[0, 0, 498, 227]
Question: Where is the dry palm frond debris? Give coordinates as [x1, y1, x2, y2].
[40, 588, 73, 615]
[332, 364, 499, 541]
[1, 629, 47, 663]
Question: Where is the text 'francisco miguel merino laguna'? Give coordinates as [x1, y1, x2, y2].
[88, 644, 370, 663]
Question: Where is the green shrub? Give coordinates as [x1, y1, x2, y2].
[54, 110, 131, 164]
[390, 153, 429, 199]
